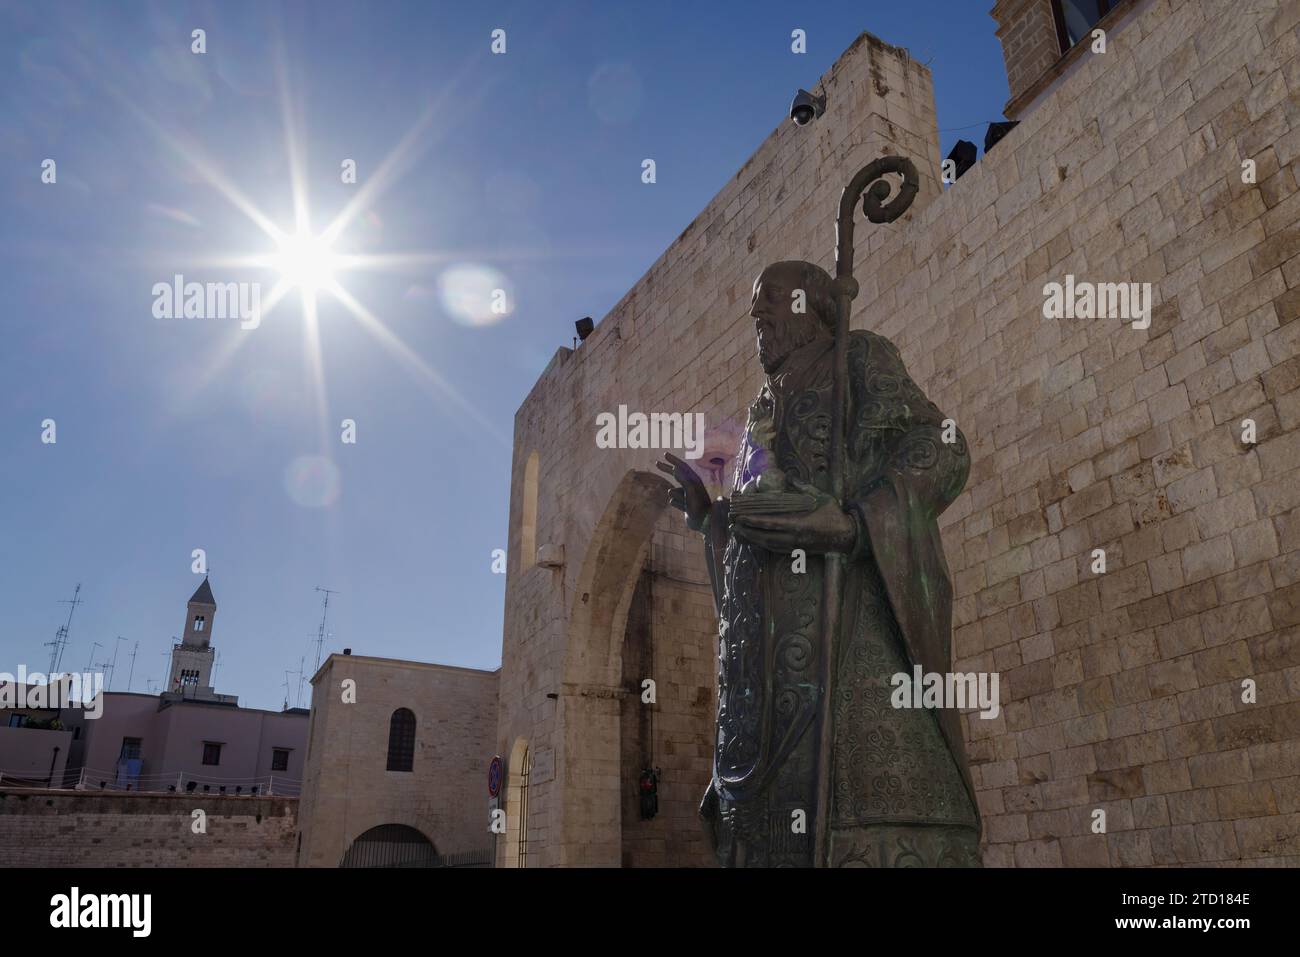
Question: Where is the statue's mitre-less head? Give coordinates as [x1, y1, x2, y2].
[750, 260, 836, 374]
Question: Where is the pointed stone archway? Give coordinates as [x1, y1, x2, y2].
[502, 737, 533, 868]
[555, 469, 669, 865]
[554, 467, 717, 866]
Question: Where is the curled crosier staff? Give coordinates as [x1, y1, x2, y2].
[812, 155, 920, 867]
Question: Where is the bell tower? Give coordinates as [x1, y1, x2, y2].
[168, 577, 218, 697]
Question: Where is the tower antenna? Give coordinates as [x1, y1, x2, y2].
[312, 586, 340, 672]
[44, 583, 83, 675]
[105, 637, 128, 692]
[291, 655, 306, 709]
[91, 651, 114, 708]
[126, 640, 139, 692]
[161, 641, 176, 694]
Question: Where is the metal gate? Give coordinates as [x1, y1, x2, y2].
[339, 824, 495, 868]
[339, 824, 435, 868]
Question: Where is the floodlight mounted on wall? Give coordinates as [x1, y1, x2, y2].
[946, 140, 978, 181]
[985, 121, 1019, 153]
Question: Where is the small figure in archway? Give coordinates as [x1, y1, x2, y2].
[658, 259, 980, 867]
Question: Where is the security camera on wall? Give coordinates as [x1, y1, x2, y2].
[789, 88, 827, 126]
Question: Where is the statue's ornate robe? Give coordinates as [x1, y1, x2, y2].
[699, 330, 981, 867]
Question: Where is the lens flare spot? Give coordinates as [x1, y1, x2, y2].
[438, 264, 513, 327]
[284, 455, 341, 508]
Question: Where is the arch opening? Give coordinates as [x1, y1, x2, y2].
[558, 467, 716, 865]
[503, 737, 532, 868]
[339, 823, 435, 868]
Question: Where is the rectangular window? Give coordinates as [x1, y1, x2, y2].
[1052, 0, 1116, 52]
[271, 748, 290, 771]
[202, 742, 222, 766]
[120, 737, 142, 760]
[8, 714, 26, 728]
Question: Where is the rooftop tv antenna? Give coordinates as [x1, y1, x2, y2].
[44, 583, 82, 674]
[91, 651, 115, 688]
[103, 636, 129, 691]
[291, 655, 307, 709]
[312, 586, 339, 672]
[125, 639, 139, 692]
[160, 640, 176, 693]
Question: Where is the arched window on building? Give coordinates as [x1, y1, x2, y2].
[193, 615, 205, 632]
[386, 708, 416, 772]
[520, 451, 539, 571]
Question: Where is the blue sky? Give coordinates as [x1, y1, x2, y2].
[0, 1, 1009, 711]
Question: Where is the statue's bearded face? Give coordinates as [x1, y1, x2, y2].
[751, 271, 827, 374]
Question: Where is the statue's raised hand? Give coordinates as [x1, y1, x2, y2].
[656, 452, 712, 531]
